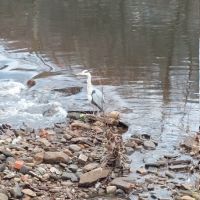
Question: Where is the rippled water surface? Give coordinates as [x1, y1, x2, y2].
[0, 1, 199, 155]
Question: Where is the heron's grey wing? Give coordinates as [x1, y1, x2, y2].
[91, 88, 104, 111]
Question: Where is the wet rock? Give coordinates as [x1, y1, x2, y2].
[116, 189, 126, 197]
[79, 167, 110, 185]
[69, 144, 81, 152]
[44, 151, 70, 163]
[11, 184, 23, 198]
[125, 147, 134, 155]
[181, 196, 195, 200]
[22, 189, 36, 197]
[136, 167, 147, 175]
[106, 186, 117, 194]
[169, 164, 190, 171]
[143, 140, 156, 150]
[78, 154, 88, 164]
[68, 164, 78, 172]
[165, 171, 175, 178]
[62, 172, 78, 182]
[83, 162, 99, 172]
[110, 177, 135, 191]
[0, 193, 8, 200]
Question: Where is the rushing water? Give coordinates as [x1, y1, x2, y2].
[0, 0, 199, 186]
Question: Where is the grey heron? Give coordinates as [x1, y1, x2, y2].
[76, 70, 105, 112]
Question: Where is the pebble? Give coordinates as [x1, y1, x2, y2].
[69, 144, 81, 152]
[106, 186, 117, 194]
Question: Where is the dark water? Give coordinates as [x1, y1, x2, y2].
[0, 1, 199, 194]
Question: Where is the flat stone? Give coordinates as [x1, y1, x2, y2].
[79, 167, 110, 185]
[62, 172, 78, 182]
[78, 154, 88, 164]
[69, 144, 81, 152]
[181, 196, 195, 200]
[83, 162, 99, 172]
[169, 164, 190, 171]
[22, 189, 36, 197]
[110, 177, 135, 191]
[44, 152, 69, 164]
[136, 167, 147, 175]
[143, 140, 156, 150]
[0, 193, 8, 200]
[106, 186, 117, 194]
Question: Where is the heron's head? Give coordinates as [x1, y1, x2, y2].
[76, 70, 90, 76]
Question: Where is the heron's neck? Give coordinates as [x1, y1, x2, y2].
[86, 74, 93, 92]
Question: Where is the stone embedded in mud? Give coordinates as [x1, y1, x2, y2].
[44, 152, 70, 164]
[79, 167, 110, 185]
[110, 177, 135, 191]
[83, 162, 99, 172]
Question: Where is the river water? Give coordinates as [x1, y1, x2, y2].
[0, 0, 199, 196]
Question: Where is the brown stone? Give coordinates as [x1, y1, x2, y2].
[110, 177, 135, 191]
[44, 152, 70, 164]
[79, 167, 110, 185]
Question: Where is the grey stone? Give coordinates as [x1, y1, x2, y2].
[69, 144, 81, 152]
[68, 164, 78, 172]
[62, 172, 78, 182]
[11, 184, 22, 198]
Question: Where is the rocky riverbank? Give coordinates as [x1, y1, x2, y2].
[0, 111, 199, 200]
[0, 112, 134, 200]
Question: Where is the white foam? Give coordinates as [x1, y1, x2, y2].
[0, 80, 25, 96]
